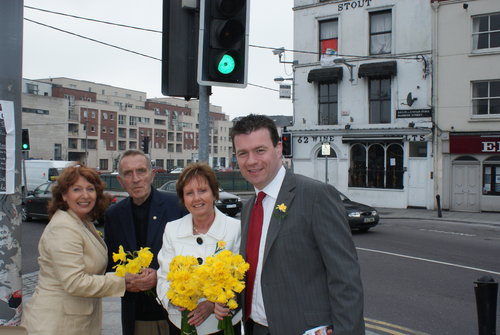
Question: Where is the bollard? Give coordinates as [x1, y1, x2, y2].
[474, 276, 498, 335]
[436, 194, 442, 218]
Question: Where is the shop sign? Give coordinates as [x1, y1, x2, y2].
[396, 109, 432, 118]
[338, 0, 373, 11]
[297, 135, 335, 144]
[450, 135, 500, 154]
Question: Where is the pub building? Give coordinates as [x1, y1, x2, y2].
[289, 0, 436, 209]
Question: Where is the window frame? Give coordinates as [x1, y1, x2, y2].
[472, 80, 500, 116]
[472, 13, 500, 51]
[319, 19, 339, 60]
[369, 77, 392, 124]
[318, 82, 339, 125]
[369, 10, 392, 55]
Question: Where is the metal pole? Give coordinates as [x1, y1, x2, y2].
[85, 121, 88, 165]
[0, 0, 23, 325]
[198, 85, 209, 163]
[325, 156, 328, 184]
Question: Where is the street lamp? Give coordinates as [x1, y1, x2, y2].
[274, 76, 293, 83]
[333, 57, 356, 82]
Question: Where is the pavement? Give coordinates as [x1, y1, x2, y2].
[20, 207, 500, 335]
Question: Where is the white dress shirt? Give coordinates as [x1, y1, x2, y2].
[249, 166, 286, 326]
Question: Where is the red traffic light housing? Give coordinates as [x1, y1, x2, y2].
[281, 132, 292, 158]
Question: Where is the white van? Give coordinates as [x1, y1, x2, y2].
[23, 160, 75, 192]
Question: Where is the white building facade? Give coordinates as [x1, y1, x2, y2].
[290, 0, 435, 208]
[433, 0, 500, 212]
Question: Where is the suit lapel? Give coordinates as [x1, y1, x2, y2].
[240, 193, 255, 258]
[263, 171, 296, 264]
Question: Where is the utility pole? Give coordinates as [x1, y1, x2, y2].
[198, 86, 209, 163]
[0, 0, 24, 326]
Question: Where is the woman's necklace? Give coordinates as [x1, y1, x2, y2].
[193, 224, 202, 235]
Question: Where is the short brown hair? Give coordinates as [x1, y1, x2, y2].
[48, 164, 110, 221]
[230, 114, 280, 149]
[175, 163, 219, 205]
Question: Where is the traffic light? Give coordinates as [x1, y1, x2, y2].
[198, 0, 249, 87]
[162, 0, 199, 99]
[22, 128, 30, 151]
[281, 132, 292, 158]
[142, 137, 150, 154]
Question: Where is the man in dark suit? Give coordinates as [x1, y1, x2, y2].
[104, 150, 186, 335]
[231, 115, 365, 335]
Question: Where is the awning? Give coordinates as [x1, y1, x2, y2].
[358, 61, 397, 78]
[307, 67, 343, 83]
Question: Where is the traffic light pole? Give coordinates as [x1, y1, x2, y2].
[0, 0, 24, 325]
[198, 85, 210, 163]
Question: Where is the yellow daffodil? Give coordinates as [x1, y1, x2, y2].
[112, 245, 154, 277]
[112, 245, 127, 263]
[276, 203, 287, 213]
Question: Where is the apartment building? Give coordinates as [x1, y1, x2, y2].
[21, 77, 234, 172]
[290, 0, 434, 208]
[432, 0, 500, 212]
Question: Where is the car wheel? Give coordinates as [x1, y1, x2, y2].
[21, 206, 32, 222]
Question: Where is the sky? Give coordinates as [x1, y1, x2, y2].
[22, 0, 294, 120]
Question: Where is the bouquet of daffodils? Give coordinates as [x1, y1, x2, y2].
[112, 245, 154, 277]
[167, 241, 249, 335]
[167, 255, 203, 335]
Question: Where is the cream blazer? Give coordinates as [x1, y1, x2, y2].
[21, 209, 125, 335]
[157, 207, 242, 334]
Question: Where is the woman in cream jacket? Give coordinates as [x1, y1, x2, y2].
[21, 164, 134, 335]
[157, 163, 242, 335]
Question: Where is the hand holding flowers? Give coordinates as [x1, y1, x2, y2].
[166, 241, 249, 335]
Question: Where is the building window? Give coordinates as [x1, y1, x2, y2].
[319, 19, 338, 59]
[348, 142, 403, 189]
[370, 10, 392, 55]
[483, 156, 500, 195]
[319, 82, 338, 125]
[54, 144, 62, 160]
[473, 13, 500, 50]
[26, 83, 39, 94]
[472, 80, 500, 115]
[118, 115, 126, 125]
[99, 159, 109, 171]
[369, 78, 391, 123]
[409, 142, 427, 157]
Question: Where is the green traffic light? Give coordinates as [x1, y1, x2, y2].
[217, 54, 236, 75]
[22, 144, 28, 150]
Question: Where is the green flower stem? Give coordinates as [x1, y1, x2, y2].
[218, 316, 234, 335]
[181, 309, 198, 335]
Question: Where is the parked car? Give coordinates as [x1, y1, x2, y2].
[22, 181, 128, 224]
[340, 192, 379, 232]
[158, 180, 242, 217]
[169, 167, 184, 174]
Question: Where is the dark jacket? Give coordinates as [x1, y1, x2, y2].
[104, 188, 187, 335]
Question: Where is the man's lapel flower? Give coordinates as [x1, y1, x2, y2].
[273, 203, 288, 220]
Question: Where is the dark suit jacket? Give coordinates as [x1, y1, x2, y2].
[104, 188, 187, 335]
[241, 171, 365, 335]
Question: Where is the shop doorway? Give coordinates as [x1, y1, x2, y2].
[408, 158, 427, 207]
[451, 157, 480, 212]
